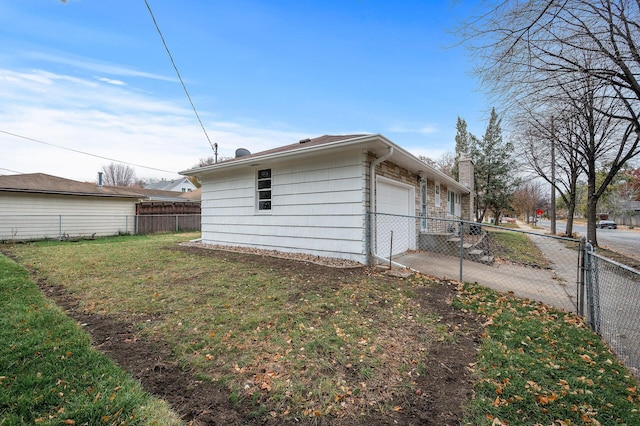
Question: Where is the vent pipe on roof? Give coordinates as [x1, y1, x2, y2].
[97, 171, 103, 187]
[235, 148, 251, 158]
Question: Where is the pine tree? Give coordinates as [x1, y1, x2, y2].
[452, 117, 470, 180]
[472, 108, 519, 223]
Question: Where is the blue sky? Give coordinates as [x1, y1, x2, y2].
[0, 0, 490, 182]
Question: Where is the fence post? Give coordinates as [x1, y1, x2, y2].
[584, 241, 599, 332]
[58, 215, 62, 240]
[458, 220, 464, 282]
[175, 215, 179, 232]
[577, 237, 586, 317]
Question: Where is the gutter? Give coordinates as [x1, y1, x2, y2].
[368, 146, 396, 266]
[180, 134, 390, 176]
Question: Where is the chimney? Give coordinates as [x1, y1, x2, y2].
[97, 171, 103, 187]
[458, 153, 474, 190]
[458, 153, 475, 221]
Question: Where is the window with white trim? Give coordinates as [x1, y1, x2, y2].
[448, 190, 456, 215]
[257, 169, 272, 211]
[435, 183, 441, 207]
[420, 179, 427, 231]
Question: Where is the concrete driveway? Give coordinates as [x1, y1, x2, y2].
[394, 222, 580, 313]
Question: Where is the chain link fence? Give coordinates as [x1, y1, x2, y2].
[372, 212, 581, 312]
[584, 247, 640, 378]
[371, 212, 639, 378]
[0, 214, 201, 242]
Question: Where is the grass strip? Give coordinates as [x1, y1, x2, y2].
[6, 233, 456, 420]
[487, 228, 551, 268]
[454, 282, 640, 425]
[0, 253, 182, 425]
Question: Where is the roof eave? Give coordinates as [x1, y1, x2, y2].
[180, 134, 390, 176]
[0, 188, 143, 198]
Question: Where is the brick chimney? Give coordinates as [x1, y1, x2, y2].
[458, 153, 474, 190]
[458, 153, 475, 221]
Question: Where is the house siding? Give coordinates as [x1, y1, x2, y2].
[373, 159, 465, 221]
[0, 193, 136, 240]
[199, 150, 368, 263]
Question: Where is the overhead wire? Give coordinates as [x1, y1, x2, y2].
[0, 166, 24, 175]
[0, 129, 177, 174]
[143, 0, 216, 154]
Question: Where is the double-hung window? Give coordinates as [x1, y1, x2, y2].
[448, 190, 456, 216]
[257, 169, 272, 211]
[435, 183, 441, 207]
[420, 179, 427, 231]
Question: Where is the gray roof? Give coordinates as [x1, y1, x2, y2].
[181, 134, 472, 194]
[145, 178, 193, 191]
[0, 173, 142, 198]
[0, 173, 198, 202]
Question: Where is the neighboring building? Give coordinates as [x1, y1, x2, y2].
[181, 134, 474, 265]
[0, 173, 200, 241]
[145, 177, 197, 193]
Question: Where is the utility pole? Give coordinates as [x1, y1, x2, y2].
[550, 117, 557, 235]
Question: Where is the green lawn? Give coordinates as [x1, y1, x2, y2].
[0, 251, 181, 425]
[455, 282, 640, 425]
[2, 233, 638, 424]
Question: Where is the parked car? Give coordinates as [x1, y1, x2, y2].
[596, 220, 617, 229]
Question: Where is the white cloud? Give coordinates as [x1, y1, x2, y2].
[388, 124, 439, 135]
[96, 76, 126, 86]
[0, 68, 307, 182]
[25, 50, 175, 82]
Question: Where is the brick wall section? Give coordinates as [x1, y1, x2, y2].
[365, 152, 473, 222]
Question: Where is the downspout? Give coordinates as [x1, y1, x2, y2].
[369, 146, 398, 266]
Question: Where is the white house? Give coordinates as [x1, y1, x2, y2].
[0, 173, 199, 241]
[181, 134, 474, 265]
[145, 177, 197, 193]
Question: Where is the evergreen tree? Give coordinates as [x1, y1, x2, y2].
[472, 108, 519, 223]
[452, 116, 470, 180]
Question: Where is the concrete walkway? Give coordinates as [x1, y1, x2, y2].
[394, 222, 580, 313]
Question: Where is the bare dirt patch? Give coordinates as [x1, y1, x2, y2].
[30, 246, 483, 425]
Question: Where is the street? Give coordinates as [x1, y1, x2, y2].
[538, 220, 640, 260]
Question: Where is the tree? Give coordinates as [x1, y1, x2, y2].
[516, 109, 584, 236]
[512, 181, 545, 223]
[472, 108, 520, 224]
[419, 151, 455, 177]
[460, 0, 640, 134]
[459, 0, 640, 244]
[620, 168, 640, 202]
[452, 117, 472, 180]
[194, 155, 232, 168]
[101, 163, 136, 187]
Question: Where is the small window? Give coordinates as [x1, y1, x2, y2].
[420, 180, 427, 231]
[257, 169, 272, 210]
[435, 183, 441, 207]
[449, 190, 456, 215]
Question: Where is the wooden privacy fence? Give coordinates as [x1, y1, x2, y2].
[135, 201, 201, 235]
[135, 214, 200, 235]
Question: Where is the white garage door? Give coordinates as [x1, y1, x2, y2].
[376, 177, 415, 257]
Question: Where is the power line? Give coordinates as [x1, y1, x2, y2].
[0, 167, 24, 175]
[0, 129, 177, 174]
[144, 0, 216, 155]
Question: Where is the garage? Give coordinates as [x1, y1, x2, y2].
[375, 177, 415, 257]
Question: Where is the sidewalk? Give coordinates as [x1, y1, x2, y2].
[395, 222, 580, 313]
